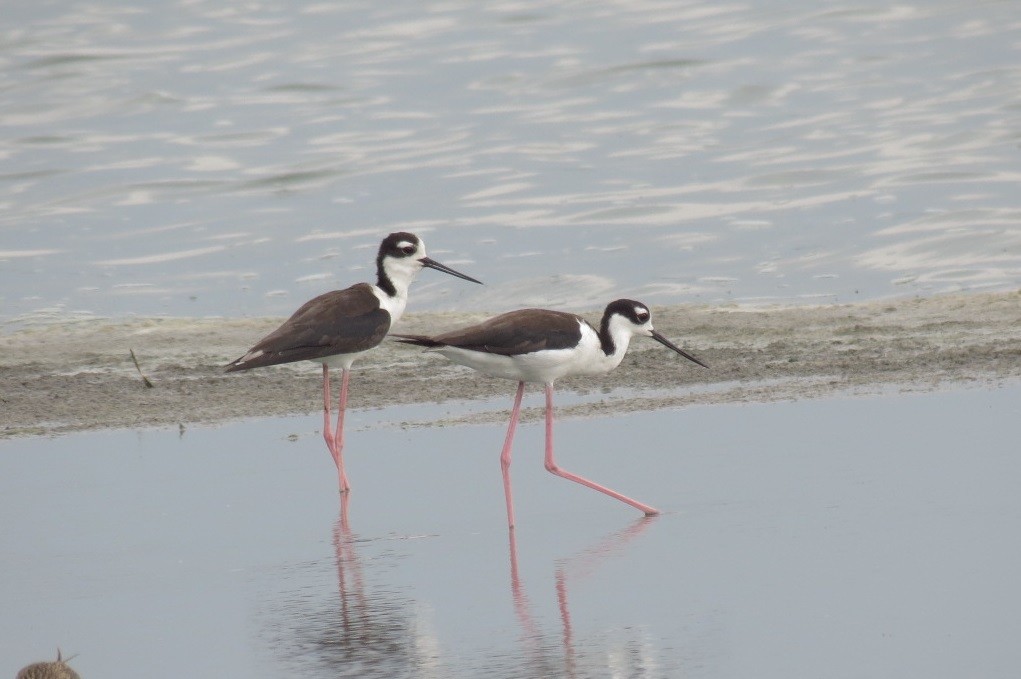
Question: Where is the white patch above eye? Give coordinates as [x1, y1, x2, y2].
[634, 307, 650, 321]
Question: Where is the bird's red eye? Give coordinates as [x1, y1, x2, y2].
[401, 245, 415, 255]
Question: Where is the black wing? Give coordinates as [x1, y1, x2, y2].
[395, 308, 583, 356]
[226, 284, 390, 371]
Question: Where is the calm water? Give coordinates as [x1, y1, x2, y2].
[2, 0, 1020, 328]
[3, 385, 1021, 677]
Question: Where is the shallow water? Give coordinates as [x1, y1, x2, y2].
[3, 0, 1021, 329]
[3, 384, 1021, 677]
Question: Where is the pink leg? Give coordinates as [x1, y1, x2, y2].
[322, 365, 351, 493]
[542, 383, 659, 516]
[323, 364, 334, 451]
[333, 368, 351, 493]
[501, 382, 526, 530]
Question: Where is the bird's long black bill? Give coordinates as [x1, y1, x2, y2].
[420, 257, 483, 285]
[650, 330, 709, 369]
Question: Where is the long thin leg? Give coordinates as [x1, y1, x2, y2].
[542, 383, 659, 516]
[333, 368, 351, 493]
[501, 381, 526, 530]
[322, 365, 351, 493]
[323, 364, 334, 447]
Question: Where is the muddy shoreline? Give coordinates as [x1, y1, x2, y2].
[2, 290, 1019, 439]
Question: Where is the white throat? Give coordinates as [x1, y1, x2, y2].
[569, 316, 634, 377]
[375, 255, 423, 323]
[601, 313, 639, 369]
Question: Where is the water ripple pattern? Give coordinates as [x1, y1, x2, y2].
[2, 0, 1020, 327]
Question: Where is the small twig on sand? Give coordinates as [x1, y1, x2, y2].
[130, 348, 154, 388]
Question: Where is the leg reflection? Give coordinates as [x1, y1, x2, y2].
[276, 499, 424, 672]
[508, 527, 541, 642]
[333, 492, 366, 635]
[317, 496, 419, 673]
[506, 517, 656, 678]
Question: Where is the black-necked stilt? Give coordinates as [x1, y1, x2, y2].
[226, 232, 482, 492]
[395, 299, 708, 527]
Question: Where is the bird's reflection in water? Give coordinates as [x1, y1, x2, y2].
[331, 494, 368, 653]
[266, 495, 425, 677]
[508, 517, 659, 678]
[320, 494, 434, 676]
[269, 501, 662, 677]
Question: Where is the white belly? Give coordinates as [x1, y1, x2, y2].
[437, 346, 575, 383]
[431, 320, 622, 384]
[318, 349, 372, 371]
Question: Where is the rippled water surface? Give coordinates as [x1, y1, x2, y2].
[2, 0, 1020, 327]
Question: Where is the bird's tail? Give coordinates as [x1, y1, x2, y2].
[224, 350, 269, 372]
[391, 333, 443, 348]
[224, 357, 247, 372]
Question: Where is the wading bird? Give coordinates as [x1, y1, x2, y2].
[395, 299, 707, 527]
[227, 232, 481, 492]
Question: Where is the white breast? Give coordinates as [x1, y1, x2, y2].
[373, 285, 408, 325]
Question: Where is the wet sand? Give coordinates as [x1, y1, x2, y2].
[2, 290, 1019, 438]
